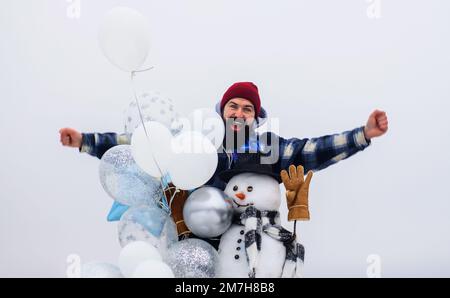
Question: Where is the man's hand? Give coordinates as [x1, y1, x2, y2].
[364, 110, 389, 140]
[59, 128, 82, 148]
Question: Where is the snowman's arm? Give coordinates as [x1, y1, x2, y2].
[281, 165, 313, 222]
[279, 126, 370, 173]
[80, 132, 131, 159]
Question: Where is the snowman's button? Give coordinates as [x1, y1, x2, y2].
[235, 255, 240, 260]
[240, 230, 245, 235]
[237, 239, 242, 243]
[236, 247, 241, 251]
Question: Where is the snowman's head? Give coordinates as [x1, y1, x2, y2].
[224, 172, 281, 214]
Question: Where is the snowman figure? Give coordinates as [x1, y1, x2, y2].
[216, 156, 313, 278]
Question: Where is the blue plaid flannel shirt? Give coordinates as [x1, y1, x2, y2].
[81, 126, 371, 190]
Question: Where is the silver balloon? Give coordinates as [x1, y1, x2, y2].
[99, 145, 164, 206]
[124, 91, 183, 135]
[183, 187, 233, 238]
[81, 262, 123, 278]
[118, 205, 178, 256]
[165, 239, 219, 278]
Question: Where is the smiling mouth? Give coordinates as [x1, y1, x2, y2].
[232, 200, 253, 208]
[229, 119, 247, 132]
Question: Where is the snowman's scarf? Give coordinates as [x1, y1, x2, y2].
[236, 206, 305, 278]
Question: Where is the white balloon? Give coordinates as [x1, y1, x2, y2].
[131, 259, 174, 278]
[185, 108, 225, 149]
[168, 131, 218, 190]
[124, 91, 183, 135]
[98, 7, 150, 72]
[131, 121, 172, 178]
[118, 241, 162, 277]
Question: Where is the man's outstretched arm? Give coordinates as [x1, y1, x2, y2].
[279, 110, 389, 172]
[59, 128, 130, 159]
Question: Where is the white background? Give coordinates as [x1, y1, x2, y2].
[1, 0, 449, 277]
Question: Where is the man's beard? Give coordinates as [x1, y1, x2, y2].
[223, 118, 256, 152]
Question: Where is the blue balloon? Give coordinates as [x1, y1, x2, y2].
[99, 145, 164, 207]
[118, 205, 178, 252]
[107, 201, 129, 222]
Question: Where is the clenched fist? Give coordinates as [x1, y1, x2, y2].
[364, 110, 389, 140]
[59, 128, 82, 148]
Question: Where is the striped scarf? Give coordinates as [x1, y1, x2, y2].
[236, 206, 305, 278]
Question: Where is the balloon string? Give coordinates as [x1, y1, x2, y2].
[130, 71, 149, 136]
[159, 175, 171, 213]
[130, 67, 172, 212]
[132, 66, 155, 74]
[130, 68, 165, 177]
[168, 187, 180, 212]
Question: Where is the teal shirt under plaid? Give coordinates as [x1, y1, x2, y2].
[80, 126, 371, 190]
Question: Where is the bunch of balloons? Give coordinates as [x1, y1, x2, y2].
[82, 6, 232, 278]
[99, 144, 177, 246]
[95, 140, 232, 278]
[96, 142, 223, 278]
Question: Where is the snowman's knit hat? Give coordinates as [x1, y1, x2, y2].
[219, 153, 281, 183]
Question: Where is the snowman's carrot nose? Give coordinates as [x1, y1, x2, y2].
[235, 193, 246, 200]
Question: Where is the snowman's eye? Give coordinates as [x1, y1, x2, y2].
[233, 185, 238, 191]
[247, 186, 253, 192]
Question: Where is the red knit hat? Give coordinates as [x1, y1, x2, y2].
[220, 82, 261, 117]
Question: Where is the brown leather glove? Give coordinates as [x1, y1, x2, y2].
[164, 183, 191, 237]
[281, 165, 313, 222]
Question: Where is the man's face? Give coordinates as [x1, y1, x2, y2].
[222, 98, 256, 133]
